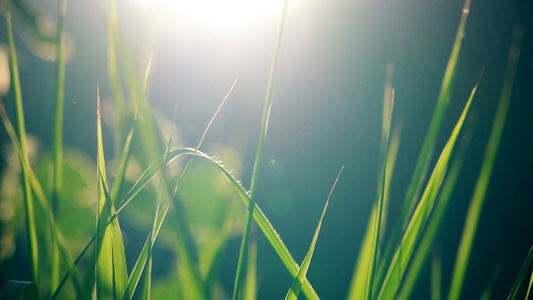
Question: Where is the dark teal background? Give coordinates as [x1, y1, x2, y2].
[1, 0, 532, 298]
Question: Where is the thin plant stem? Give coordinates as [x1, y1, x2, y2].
[232, 1, 289, 299]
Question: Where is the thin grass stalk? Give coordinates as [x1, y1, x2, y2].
[233, 1, 289, 299]
[50, 0, 67, 293]
[448, 26, 522, 300]
[5, 3, 39, 285]
[366, 91, 394, 300]
[431, 251, 442, 300]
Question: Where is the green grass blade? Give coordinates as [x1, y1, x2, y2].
[448, 27, 522, 300]
[285, 167, 343, 300]
[377, 73, 476, 300]
[526, 269, 533, 300]
[95, 86, 129, 300]
[396, 82, 477, 299]
[113, 147, 319, 299]
[373, 3, 472, 287]
[508, 244, 533, 300]
[0, 280, 38, 300]
[233, 1, 289, 298]
[347, 67, 400, 300]
[50, 0, 68, 293]
[5, 2, 39, 285]
[366, 90, 394, 300]
[431, 252, 442, 300]
[0, 99, 88, 299]
[479, 265, 503, 300]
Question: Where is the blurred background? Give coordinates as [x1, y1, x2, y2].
[0, 0, 532, 298]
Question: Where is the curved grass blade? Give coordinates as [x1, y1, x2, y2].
[95, 86, 128, 300]
[124, 81, 235, 299]
[5, 2, 39, 285]
[377, 71, 476, 300]
[0, 280, 38, 300]
[448, 26, 522, 300]
[285, 167, 343, 300]
[233, 1, 289, 298]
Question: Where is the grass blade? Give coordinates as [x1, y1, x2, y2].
[95, 86, 128, 300]
[377, 71, 476, 299]
[285, 167, 343, 300]
[233, 1, 289, 298]
[508, 244, 533, 300]
[5, 2, 39, 285]
[448, 26, 522, 300]
[371, 3, 473, 290]
[396, 80, 478, 299]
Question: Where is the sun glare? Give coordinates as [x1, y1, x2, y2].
[131, 0, 289, 29]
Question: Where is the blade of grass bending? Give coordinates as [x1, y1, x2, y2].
[285, 167, 343, 300]
[234, 1, 289, 299]
[377, 72, 476, 300]
[448, 27, 522, 300]
[124, 82, 236, 299]
[50, 0, 67, 293]
[375, 2, 472, 289]
[111, 147, 319, 299]
[5, 3, 39, 285]
[397, 80, 478, 300]
[366, 91, 395, 300]
[95, 86, 129, 300]
[0, 99, 89, 299]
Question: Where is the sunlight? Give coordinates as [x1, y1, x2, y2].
[131, 0, 289, 28]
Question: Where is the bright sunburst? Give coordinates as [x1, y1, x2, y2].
[131, 0, 289, 28]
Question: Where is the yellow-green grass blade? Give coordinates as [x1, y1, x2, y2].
[448, 27, 522, 300]
[0, 99, 89, 299]
[526, 269, 533, 300]
[366, 90, 394, 300]
[377, 72, 476, 300]
[95, 87, 129, 300]
[396, 82, 478, 299]
[285, 167, 343, 300]
[375, 2, 472, 287]
[234, 0, 289, 298]
[0, 280, 38, 300]
[5, 2, 39, 285]
[508, 244, 533, 300]
[347, 68, 401, 300]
